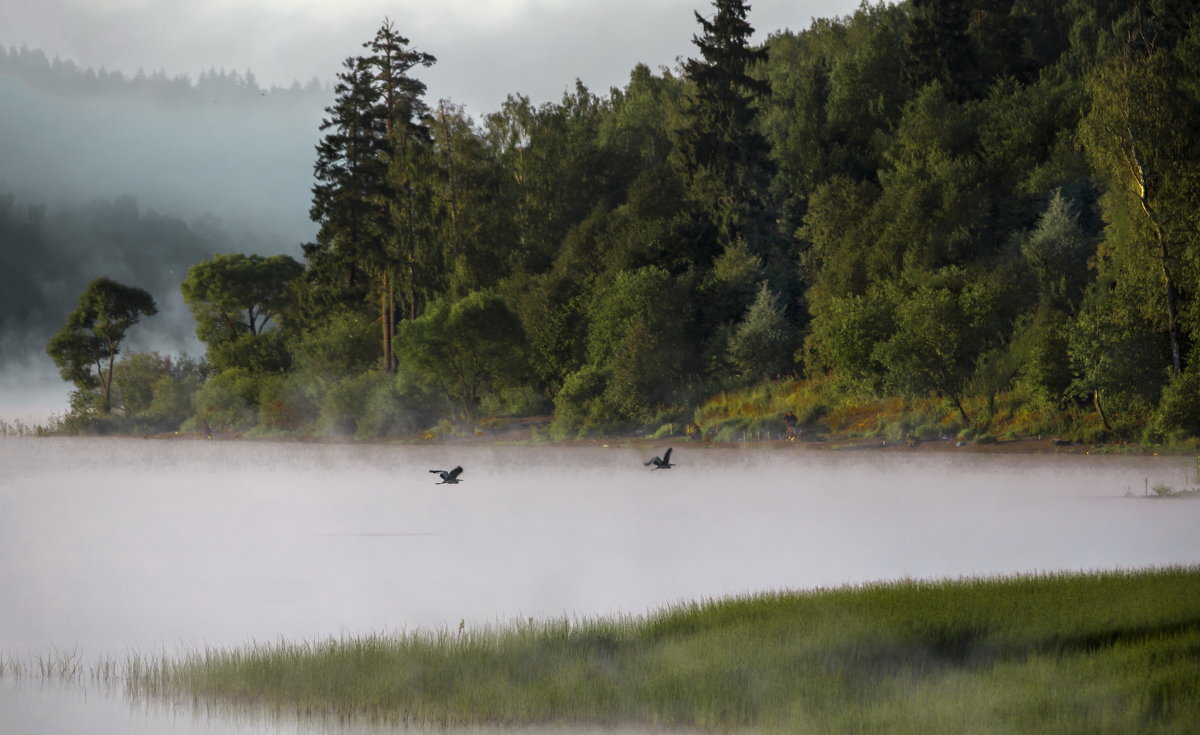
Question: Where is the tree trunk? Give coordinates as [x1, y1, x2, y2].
[1153, 226, 1183, 375]
[103, 349, 115, 413]
[381, 271, 396, 373]
[1094, 389, 1112, 431]
[1125, 89, 1182, 376]
[952, 394, 970, 425]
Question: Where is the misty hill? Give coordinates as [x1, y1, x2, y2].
[0, 194, 301, 365]
[0, 47, 330, 370]
[0, 45, 327, 107]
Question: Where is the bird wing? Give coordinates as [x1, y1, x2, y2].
[447, 466, 463, 480]
[644, 457, 659, 466]
[429, 469, 443, 474]
[662, 447, 672, 463]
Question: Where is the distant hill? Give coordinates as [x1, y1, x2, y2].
[0, 47, 328, 372]
[0, 45, 328, 107]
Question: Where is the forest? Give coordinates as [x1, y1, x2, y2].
[34, 0, 1200, 446]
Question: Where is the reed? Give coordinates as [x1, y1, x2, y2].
[109, 566, 1200, 733]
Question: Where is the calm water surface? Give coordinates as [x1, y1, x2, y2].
[2, 436, 1198, 733]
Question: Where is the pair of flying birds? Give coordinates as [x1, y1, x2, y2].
[429, 447, 676, 484]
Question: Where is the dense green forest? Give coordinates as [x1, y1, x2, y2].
[40, 0, 1200, 445]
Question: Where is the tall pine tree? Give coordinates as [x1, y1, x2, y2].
[677, 0, 774, 258]
[367, 19, 437, 371]
[305, 20, 437, 372]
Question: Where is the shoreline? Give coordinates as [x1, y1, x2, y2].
[13, 428, 1187, 457]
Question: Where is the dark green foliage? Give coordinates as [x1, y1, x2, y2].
[1153, 366, 1200, 438]
[727, 282, 796, 383]
[111, 351, 207, 429]
[1069, 278, 1169, 420]
[677, 0, 775, 255]
[181, 254, 303, 343]
[906, 0, 975, 100]
[46, 277, 157, 412]
[256, 374, 319, 433]
[0, 194, 220, 368]
[305, 20, 438, 372]
[872, 278, 1005, 422]
[288, 310, 381, 393]
[1020, 189, 1094, 310]
[1014, 309, 1075, 406]
[550, 266, 695, 436]
[181, 253, 303, 373]
[191, 367, 262, 432]
[39, 2, 1200, 440]
[394, 291, 528, 421]
[205, 331, 292, 375]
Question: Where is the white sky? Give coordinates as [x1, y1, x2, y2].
[1, 0, 869, 117]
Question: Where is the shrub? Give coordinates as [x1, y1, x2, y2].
[551, 365, 611, 438]
[257, 374, 318, 433]
[1153, 368, 1200, 437]
[316, 373, 376, 439]
[356, 373, 444, 439]
[192, 368, 261, 432]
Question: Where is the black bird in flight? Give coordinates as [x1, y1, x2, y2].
[644, 447, 674, 470]
[430, 466, 464, 484]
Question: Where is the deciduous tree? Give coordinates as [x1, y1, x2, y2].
[46, 277, 157, 412]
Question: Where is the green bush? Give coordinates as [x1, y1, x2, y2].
[315, 373, 376, 438]
[256, 374, 318, 433]
[355, 373, 444, 439]
[551, 365, 611, 438]
[207, 331, 292, 374]
[192, 368, 261, 432]
[290, 311, 381, 392]
[1154, 368, 1200, 437]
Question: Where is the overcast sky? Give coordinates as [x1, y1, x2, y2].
[2, 0, 870, 117]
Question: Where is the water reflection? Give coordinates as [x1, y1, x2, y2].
[0, 677, 668, 735]
[2, 437, 1198, 733]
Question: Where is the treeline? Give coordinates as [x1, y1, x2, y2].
[47, 0, 1200, 444]
[0, 194, 293, 363]
[0, 45, 327, 106]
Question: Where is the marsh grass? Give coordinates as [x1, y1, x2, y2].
[0, 647, 87, 681]
[99, 567, 1200, 733]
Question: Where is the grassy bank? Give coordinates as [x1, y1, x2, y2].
[122, 567, 1200, 733]
[691, 378, 1175, 450]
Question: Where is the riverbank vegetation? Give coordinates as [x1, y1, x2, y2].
[36, 1, 1200, 450]
[52, 567, 1187, 732]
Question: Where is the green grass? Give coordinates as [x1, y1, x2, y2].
[115, 567, 1200, 733]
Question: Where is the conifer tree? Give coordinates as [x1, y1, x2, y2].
[305, 19, 437, 372]
[366, 19, 437, 372]
[306, 54, 385, 300]
[904, 0, 974, 99]
[677, 0, 774, 255]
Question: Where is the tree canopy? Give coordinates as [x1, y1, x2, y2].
[46, 277, 157, 412]
[39, 4, 1200, 445]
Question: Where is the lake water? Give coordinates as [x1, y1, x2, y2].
[2, 436, 1199, 733]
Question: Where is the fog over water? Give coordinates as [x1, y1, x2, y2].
[0, 66, 323, 422]
[2, 438, 1198, 733]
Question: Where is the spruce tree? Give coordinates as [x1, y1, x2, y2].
[904, 0, 974, 99]
[677, 0, 774, 255]
[305, 20, 437, 372]
[306, 54, 386, 300]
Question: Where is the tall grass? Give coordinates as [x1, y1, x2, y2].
[108, 567, 1200, 733]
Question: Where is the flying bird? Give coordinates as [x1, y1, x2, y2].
[430, 466, 464, 484]
[644, 447, 674, 470]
